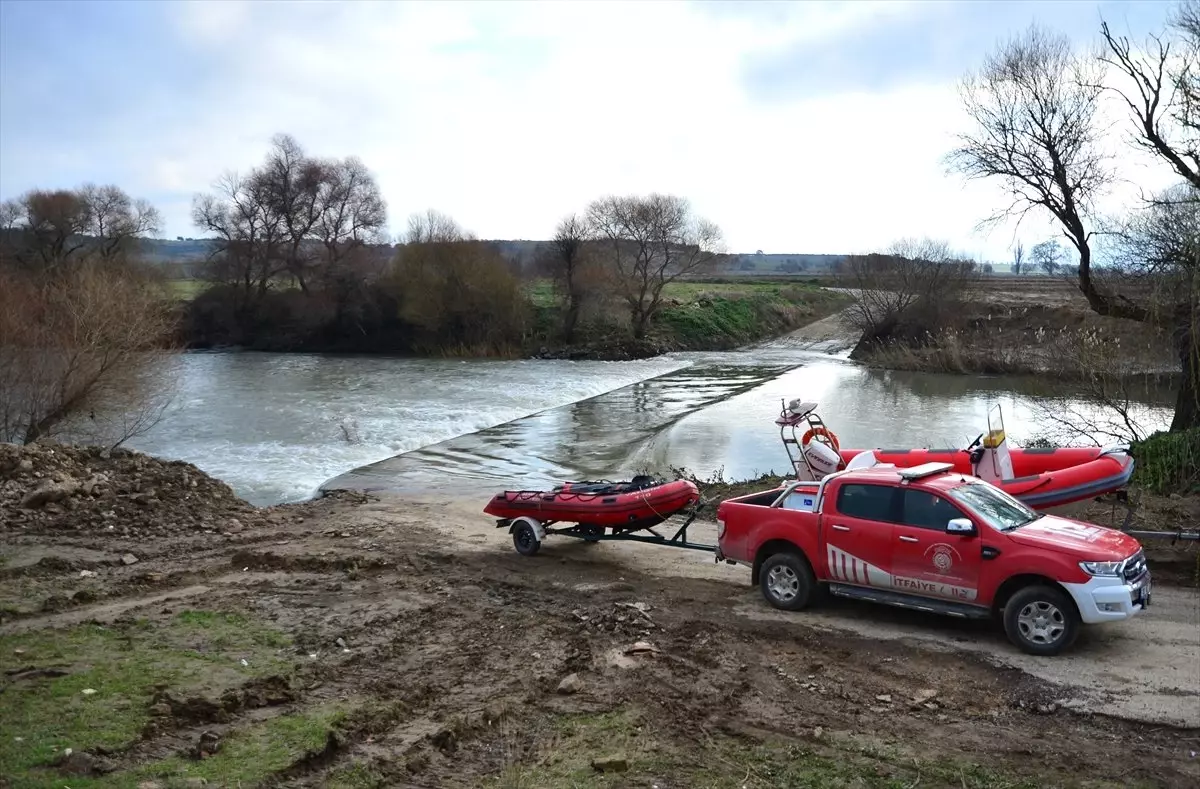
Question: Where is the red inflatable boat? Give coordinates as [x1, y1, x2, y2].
[483, 476, 700, 531]
[775, 399, 1136, 510]
[837, 445, 1135, 509]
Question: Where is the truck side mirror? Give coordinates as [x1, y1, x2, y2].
[946, 518, 977, 536]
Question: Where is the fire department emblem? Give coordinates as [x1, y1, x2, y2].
[925, 543, 959, 574]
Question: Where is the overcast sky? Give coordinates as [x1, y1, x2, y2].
[0, 0, 1184, 259]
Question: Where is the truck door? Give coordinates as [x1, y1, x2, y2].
[825, 482, 898, 589]
[892, 488, 982, 603]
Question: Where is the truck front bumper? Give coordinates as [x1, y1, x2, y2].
[1062, 573, 1151, 624]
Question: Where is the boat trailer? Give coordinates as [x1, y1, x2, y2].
[1099, 488, 1199, 543]
[495, 501, 713, 557]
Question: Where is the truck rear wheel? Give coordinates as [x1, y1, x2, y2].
[1003, 585, 1080, 656]
[760, 552, 816, 611]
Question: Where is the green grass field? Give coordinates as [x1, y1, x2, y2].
[524, 277, 830, 306]
[164, 279, 207, 300]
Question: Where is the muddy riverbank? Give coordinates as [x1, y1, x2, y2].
[2, 446, 1197, 788]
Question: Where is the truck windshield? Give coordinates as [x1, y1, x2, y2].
[946, 481, 1041, 532]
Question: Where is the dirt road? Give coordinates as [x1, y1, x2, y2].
[423, 496, 1200, 729]
[4, 485, 1199, 788]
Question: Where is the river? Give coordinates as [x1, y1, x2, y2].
[124, 336, 1176, 506]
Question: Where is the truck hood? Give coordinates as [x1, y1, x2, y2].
[1007, 514, 1140, 559]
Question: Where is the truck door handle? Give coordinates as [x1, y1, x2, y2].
[898, 535, 919, 543]
[831, 524, 851, 532]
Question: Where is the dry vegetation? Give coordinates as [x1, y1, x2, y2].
[387, 211, 528, 356]
[0, 186, 180, 449]
[841, 237, 981, 356]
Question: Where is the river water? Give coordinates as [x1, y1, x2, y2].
[124, 337, 1175, 506]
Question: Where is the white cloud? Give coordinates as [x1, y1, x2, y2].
[2, 0, 1186, 259]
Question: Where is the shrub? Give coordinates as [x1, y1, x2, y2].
[1131, 427, 1200, 495]
[387, 239, 529, 355]
[842, 238, 979, 358]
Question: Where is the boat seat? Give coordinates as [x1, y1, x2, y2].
[844, 451, 880, 471]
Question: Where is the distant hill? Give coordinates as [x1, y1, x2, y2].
[133, 237, 848, 278]
[720, 252, 846, 274]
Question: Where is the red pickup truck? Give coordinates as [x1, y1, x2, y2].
[714, 462, 1151, 656]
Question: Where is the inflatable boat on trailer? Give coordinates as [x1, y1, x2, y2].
[484, 476, 705, 556]
[776, 400, 1136, 509]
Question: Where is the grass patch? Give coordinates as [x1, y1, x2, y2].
[484, 708, 653, 788]
[1132, 427, 1200, 495]
[522, 278, 825, 306]
[131, 705, 346, 788]
[0, 609, 295, 786]
[486, 705, 1138, 789]
[164, 279, 208, 300]
[323, 759, 389, 788]
[652, 285, 850, 350]
[523, 277, 849, 355]
[655, 296, 763, 346]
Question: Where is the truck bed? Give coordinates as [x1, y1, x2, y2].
[725, 482, 821, 510]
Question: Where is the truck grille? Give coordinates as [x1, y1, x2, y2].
[1123, 550, 1147, 581]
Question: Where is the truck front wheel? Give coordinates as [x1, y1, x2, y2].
[760, 552, 816, 611]
[1003, 585, 1080, 656]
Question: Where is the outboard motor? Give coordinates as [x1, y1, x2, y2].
[802, 436, 841, 476]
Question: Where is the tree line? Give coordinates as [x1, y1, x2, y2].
[184, 133, 728, 354]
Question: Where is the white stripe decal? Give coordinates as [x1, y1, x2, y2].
[828, 544, 889, 587]
[826, 544, 977, 600]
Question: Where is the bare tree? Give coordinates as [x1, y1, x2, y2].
[0, 261, 179, 447]
[947, 23, 1200, 430]
[539, 213, 596, 342]
[315, 157, 388, 266]
[1095, 3, 1200, 430]
[585, 193, 726, 339]
[78, 183, 161, 262]
[192, 171, 289, 322]
[311, 158, 390, 329]
[947, 25, 1116, 310]
[1027, 374, 1156, 447]
[1101, 183, 1200, 428]
[842, 237, 979, 353]
[191, 134, 388, 332]
[1098, 3, 1200, 193]
[405, 209, 468, 244]
[1012, 240, 1026, 275]
[259, 134, 327, 293]
[1030, 239, 1064, 275]
[1, 184, 160, 272]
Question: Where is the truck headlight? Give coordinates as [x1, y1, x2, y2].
[1079, 560, 1123, 577]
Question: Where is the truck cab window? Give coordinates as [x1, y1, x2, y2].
[900, 489, 964, 531]
[836, 483, 897, 522]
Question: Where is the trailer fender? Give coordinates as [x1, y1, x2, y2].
[508, 516, 545, 544]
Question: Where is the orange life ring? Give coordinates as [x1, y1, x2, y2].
[802, 427, 840, 451]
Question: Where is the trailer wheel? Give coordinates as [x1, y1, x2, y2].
[513, 521, 540, 556]
[760, 552, 816, 611]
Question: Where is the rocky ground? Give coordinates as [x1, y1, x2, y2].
[1, 444, 1198, 789]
